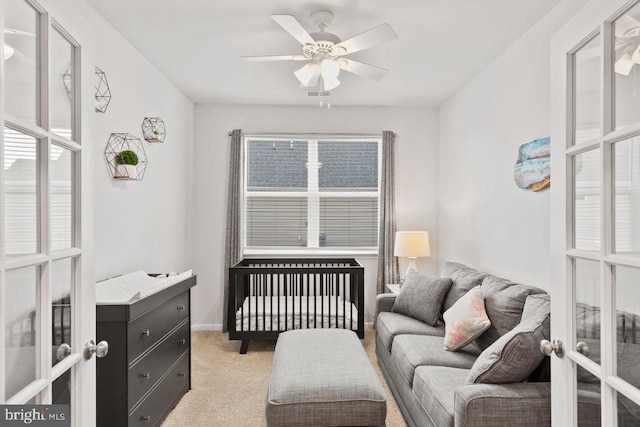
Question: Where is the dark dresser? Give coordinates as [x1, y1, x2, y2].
[96, 274, 197, 427]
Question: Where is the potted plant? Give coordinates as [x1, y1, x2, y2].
[148, 130, 160, 142]
[115, 150, 139, 179]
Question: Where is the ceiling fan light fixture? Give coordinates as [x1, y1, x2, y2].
[3, 44, 14, 60]
[616, 53, 635, 76]
[632, 45, 640, 64]
[294, 63, 320, 87]
[320, 58, 340, 79]
[323, 76, 340, 91]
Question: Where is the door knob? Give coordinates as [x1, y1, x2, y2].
[576, 341, 590, 356]
[56, 343, 71, 361]
[540, 339, 564, 358]
[84, 340, 109, 360]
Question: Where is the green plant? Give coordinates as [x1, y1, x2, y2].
[116, 150, 138, 166]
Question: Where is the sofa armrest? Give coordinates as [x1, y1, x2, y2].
[454, 382, 551, 427]
[374, 294, 397, 329]
[376, 293, 396, 315]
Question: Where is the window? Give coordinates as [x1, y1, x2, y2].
[244, 136, 380, 253]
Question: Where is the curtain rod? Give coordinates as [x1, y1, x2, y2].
[228, 131, 395, 137]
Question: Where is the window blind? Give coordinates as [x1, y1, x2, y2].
[246, 197, 308, 247]
[319, 197, 378, 247]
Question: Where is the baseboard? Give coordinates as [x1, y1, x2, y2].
[192, 322, 370, 331]
[191, 323, 222, 331]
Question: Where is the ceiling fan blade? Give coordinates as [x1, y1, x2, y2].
[271, 15, 315, 46]
[334, 24, 397, 55]
[241, 55, 308, 62]
[339, 59, 388, 81]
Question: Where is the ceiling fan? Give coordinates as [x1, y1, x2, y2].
[241, 10, 398, 91]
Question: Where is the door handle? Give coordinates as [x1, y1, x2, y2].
[540, 339, 564, 358]
[576, 341, 590, 356]
[56, 343, 71, 361]
[84, 340, 109, 360]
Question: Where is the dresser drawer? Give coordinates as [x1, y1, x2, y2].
[128, 353, 189, 427]
[128, 320, 190, 408]
[128, 292, 189, 362]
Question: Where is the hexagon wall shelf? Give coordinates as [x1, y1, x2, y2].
[104, 133, 148, 181]
[95, 67, 112, 113]
[142, 117, 166, 143]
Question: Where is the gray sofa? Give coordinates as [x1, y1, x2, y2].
[375, 262, 604, 427]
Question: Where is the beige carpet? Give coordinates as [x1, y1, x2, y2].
[162, 326, 408, 427]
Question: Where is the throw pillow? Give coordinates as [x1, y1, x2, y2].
[440, 262, 487, 315]
[443, 286, 491, 351]
[466, 294, 550, 384]
[392, 269, 453, 327]
[474, 275, 546, 350]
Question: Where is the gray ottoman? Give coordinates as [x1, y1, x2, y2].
[266, 329, 387, 427]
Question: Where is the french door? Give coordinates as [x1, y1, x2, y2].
[551, 0, 640, 425]
[0, 0, 95, 425]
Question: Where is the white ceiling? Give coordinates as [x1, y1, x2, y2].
[86, 0, 562, 107]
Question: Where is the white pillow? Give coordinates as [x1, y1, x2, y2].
[443, 285, 491, 351]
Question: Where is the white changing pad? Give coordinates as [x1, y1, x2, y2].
[96, 269, 193, 303]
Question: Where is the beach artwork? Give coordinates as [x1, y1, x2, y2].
[514, 137, 550, 192]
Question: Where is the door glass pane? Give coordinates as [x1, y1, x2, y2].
[4, 0, 38, 125]
[576, 379, 601, 426]
[617, 390, 640, 426]
[574, 34, 602, 145]
[614, 137, 640, 256]
[575, 258, 601, 374]
[52, 258, 73, 367]
[50, 28, 73, 140]
[614, 3, 640, 131]
[574, 149, 601, 251]
[614, 265, 640, 390]
[5, 266, 39, 399]
[52, 370, 71, 406]
[4, 127, 39, 255]
[51, 145, 74, 250]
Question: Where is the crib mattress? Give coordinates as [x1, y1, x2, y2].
[235, 296, 357, 331]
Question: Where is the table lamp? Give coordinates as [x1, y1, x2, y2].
[394, 231, 431, 281]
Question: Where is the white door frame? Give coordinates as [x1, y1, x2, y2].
[551, 0, 640, 425]
[0, 0, 95, 425]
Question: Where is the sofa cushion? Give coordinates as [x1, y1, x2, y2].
[441, 262, 487, 315]
[413, 366, 469, 427]
[443, 285, 491, 351]
[466, 294, 550, 384]
[376, 312, 444, 351]
[391, 335, 479, 386]
[475, 275, 546, 350]
[393, 269, 453, 326]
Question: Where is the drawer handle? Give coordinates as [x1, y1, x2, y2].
[178, 338, 187, 345]
[141, 415, 151, 422]
[141, 329, 150, 337]
[140, 372, 150, 379]
[177, 305, 186, 311]
[177, 372, 186, 377]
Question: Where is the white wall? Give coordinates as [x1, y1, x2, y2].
[437, 0, 588, 289]
[88, 7, 195, 280]
[192, 104, 439, 328]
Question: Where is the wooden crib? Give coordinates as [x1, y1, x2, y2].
[228, 258, 365, 353]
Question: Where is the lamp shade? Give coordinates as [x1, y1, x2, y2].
[394, 231, 430, 258]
